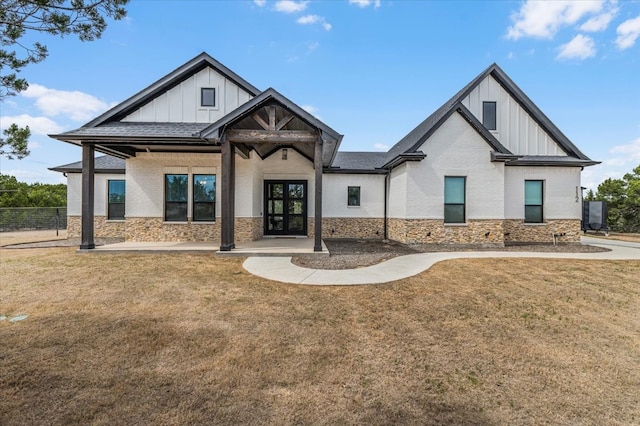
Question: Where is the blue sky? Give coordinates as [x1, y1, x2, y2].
[1, 0, 639, 190]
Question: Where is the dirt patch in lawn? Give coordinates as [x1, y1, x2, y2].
[1, 249, 638, 425]
[293, 239, 610, 270]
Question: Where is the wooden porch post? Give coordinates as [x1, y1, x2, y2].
[220, 136, 235, 251]
[314, 135, 323, 252]
[80, 143, 95, 249]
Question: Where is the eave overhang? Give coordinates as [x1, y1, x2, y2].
[382, 152, 427, 169]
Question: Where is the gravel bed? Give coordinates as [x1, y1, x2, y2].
[292, 239, 610, 270]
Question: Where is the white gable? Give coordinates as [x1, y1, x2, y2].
[122, 67, 253, 123]
[461, 75, 566, 156]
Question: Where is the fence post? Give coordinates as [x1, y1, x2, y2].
[56, 208, 60, 236]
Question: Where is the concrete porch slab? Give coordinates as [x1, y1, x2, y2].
[82, 237, 328, 257]
[216, 238, 329, 257]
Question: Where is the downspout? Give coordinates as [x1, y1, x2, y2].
[384, 169, 389, 240]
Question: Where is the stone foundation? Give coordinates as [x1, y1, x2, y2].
[504, 219, 581, 244]
[67, 215, 581, 246]
[67, 216, 126, 239]
[388, 219, 505, 246]
[124, 217, 220, 242]
[322, 217, 385, 239]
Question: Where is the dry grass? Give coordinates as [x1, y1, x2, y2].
[0, 230, 67, 246]
[587, 232, 640, 243]
[1, 248, 639, 425]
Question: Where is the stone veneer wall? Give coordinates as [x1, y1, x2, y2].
[504, 219, 581, 244]
[125, 217, 219, 242]
[236, 217, 263, 242]
[388, 219, 505, 246]
[67, 216, 126, 238]
[322, 217, 385, 239]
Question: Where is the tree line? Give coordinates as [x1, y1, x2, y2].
[0, 174, 66, 207]
[585, 164, 640, 233]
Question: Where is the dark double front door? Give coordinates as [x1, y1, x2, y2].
[264, 180, 307, 235]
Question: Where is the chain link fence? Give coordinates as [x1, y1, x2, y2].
[0, 207, 67, 232]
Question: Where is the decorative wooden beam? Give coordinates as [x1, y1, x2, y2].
[314, 135, 323, 252]
[268, 106, 276, 130]
[220, 136, 235, 251]
[251, 112, 270, 131]
[80, 143, 95, 250]
[234, 143, 251, 159]
[275, 113, 294, 131]
[226, 129, 317, 143]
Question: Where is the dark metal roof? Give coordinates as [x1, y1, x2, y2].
[83, 52, 261, 128]
[383, 63, 595, 168]
[504, 155, 600, 167]
[329, 152, 387, 170]
[51, 122, 210, 140]
[49, 155, 125, 173]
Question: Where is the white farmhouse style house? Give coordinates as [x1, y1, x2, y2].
[50, 52, 598, 251]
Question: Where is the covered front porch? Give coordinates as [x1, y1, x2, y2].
[52, 88, 343, 253]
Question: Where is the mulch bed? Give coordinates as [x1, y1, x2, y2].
[292, 238, 610, 270]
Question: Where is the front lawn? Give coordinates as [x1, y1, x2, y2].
[1, 248, 638, 425]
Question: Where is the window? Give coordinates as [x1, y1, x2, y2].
[483, 101, 496, 131]
[525, 180, 543, 223]
[444, 176, 465, 223]
[201, 87, 216, 107]
[165, 174, 188, 221]
[348, 186, 360, 206]
[193, 175, 216, 221]
[107, 180, 125, 220]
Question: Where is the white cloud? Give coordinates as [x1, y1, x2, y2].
[616, 15, 640, 50]
[297, 14, 332, 31]
[0, 114, 64, 135]
[301, 104, 321, 119]
[373, 143, 389, 151]
[254, 0, 266, 6]
[22, 84, 115, 121]
[580, 7, 618, 32]
[609, 137, 640, 163]
[349, 0, 381, 8]
[556, 34, 596, 60]
[507, 0, 604, 40]
[274, 0, 307, 13]
[582, 138, 640, 190]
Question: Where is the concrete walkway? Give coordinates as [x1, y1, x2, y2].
[243, 238, 640, 286]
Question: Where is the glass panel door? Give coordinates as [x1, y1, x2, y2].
[264, 181, 307, 235]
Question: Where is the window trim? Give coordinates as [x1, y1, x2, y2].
[524, 179, 544, 223]
[200, 87, 216, 107]
[482, 101, 497, 131]
[444, 176, 466, 224]
[347, 186, 361, 207]
[192, 174, 216, 222]
[107, 179, 125, 221]
[164, 174, 189, 222]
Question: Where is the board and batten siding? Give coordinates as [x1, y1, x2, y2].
[504, 166, 581, 220]
[67, 173, 123, 217]
[461, 74, 566, 157]
[122, 67, 253, 123]
[323, 174, 385, 218]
